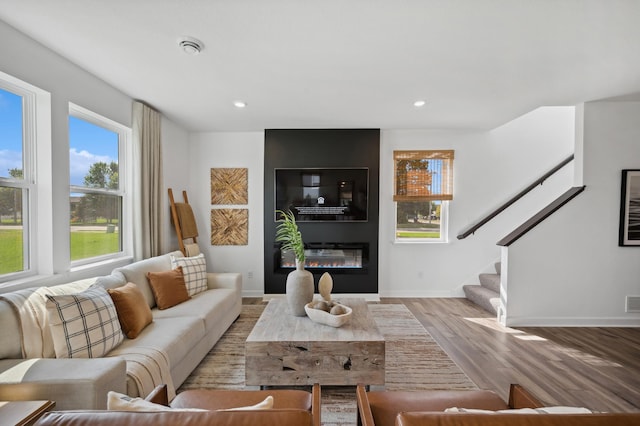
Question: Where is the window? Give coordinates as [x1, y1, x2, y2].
[394, 150, 454, 242]
[0, 84, 34, 279]
[69, 104, 129, 264]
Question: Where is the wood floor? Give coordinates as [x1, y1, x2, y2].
[391, 297, 640, 413]
[245, 297, 640, 412]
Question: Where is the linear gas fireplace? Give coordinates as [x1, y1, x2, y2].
[276, 242, 368, 274]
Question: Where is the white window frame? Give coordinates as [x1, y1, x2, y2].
[0, 74, 48, 283]
[394, 200, 449, 244]
[69, 103, 132, 267]
[392, 149, 454, 244]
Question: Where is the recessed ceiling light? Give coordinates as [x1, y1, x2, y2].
[233, 101, 247, 108]
[413, 100, 426, 107]
[177, 36, 204, 55]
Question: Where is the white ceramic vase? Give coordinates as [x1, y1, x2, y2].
[286, 259, 314, 316]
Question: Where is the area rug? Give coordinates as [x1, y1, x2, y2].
[179, 304, 477, 425]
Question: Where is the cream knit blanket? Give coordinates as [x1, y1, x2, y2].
[109, 347, 176, 401]
[0, 280, 94, 358]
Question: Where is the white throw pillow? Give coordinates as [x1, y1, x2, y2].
[535, 406, 592, 414]
[107, 391, 206, 412]
[45, 285, 124, 358]
[444, 406, 592, 414]
[170, 253, 207, 296]
[219, 396, 274, 411]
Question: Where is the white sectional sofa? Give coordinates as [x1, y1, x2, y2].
[0, 250, 242, 410]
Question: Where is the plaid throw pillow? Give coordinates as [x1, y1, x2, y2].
[170, 254, 207, 296]
[45, 285, 124, 358]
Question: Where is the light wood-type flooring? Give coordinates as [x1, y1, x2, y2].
[245, 297, 640, 412]
[389, 297, 640, 413]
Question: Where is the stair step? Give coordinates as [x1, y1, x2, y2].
[463, 285, 500, 315]
[479, 273, 500, 293]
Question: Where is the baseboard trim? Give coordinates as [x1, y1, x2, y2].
[378, 291, 466, 298]
[504, 316, 640, 327]
[262, 293, 381, 302]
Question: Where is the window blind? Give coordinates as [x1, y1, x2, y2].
[393, 150, 454, 201]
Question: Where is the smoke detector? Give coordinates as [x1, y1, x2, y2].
[178, 36, 204, 55]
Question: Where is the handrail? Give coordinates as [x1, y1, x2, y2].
[456, 154, 574, 240]
[497, 186, 586, 246]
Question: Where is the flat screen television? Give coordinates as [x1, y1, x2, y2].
[275, 168, 368, 222]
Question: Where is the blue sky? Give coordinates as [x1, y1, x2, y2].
[69, 116, 118, 185]
[1, 87, 118, 185]
[0, 88, 23, 178]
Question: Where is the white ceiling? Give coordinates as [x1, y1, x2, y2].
[1, 0, 639, 132]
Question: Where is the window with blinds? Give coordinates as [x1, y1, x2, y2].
[394, 150, 454, 242]
[393, 150, 454, 201]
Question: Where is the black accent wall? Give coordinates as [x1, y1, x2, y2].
[264, 129, 380, 295]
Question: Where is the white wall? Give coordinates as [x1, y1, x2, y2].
[182, 108, 574, 298]
[160, 116, 191, 254]
[503, 101, 640, 326]
[1, 20, 581, 306]
[0, 20, 191, 291]
[0, 20, 135, 290]
[379, 107, 575, 297]
[188, 132, 265, 297]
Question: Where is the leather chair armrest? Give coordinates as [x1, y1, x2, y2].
[144, 384, 169, 406]
[508, 384, 543, 408]
[311, 383, 321, 426]
[356, 383, 375, 426]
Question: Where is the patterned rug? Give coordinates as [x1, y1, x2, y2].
[179, 304, 476, 425]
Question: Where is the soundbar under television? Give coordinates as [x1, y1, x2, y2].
[275, 168, 369, 222]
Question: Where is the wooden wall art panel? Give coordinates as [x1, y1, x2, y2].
[211, 168, 248, 205]
[210, 208, 248, 245]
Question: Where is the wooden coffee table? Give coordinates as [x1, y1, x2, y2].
[0, 400, 55, 426]
[245, 298, 385, 387]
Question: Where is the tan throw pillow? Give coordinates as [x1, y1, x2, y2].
[107, 283, 153, 339]
[147, 267, 190, 310]
[45, 285, 124, 358]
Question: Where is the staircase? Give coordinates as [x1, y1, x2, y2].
[463, 262, 501, 315]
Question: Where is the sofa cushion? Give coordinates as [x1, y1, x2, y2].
[95, 271, 127, 290]
[108, 316, 205, 369]
[170, 253, 207, 296]
[114, 252, 179, 308]
[45, 285, 124, 358]
[146, 267, 190, 310]
[153, 287, 238, 332]
[0, 357, 127, 410]
[107, 283, 153, 339]
[0, 299, 25, 359]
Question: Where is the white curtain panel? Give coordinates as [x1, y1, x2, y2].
[132, 101, 163, 260]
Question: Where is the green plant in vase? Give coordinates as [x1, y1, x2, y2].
[275, 209, 305, 264]
[275, 209, 313, 316]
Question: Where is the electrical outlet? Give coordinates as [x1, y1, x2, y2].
[626, 295, 640, 312]
[248, 271, 254, 279]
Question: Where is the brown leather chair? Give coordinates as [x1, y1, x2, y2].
[35, 384, 321, 426]
[171, 384, 319, 413]
[356, 383, 541, 426]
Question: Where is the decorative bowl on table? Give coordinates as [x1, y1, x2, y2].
[304, 301, 352, 328]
